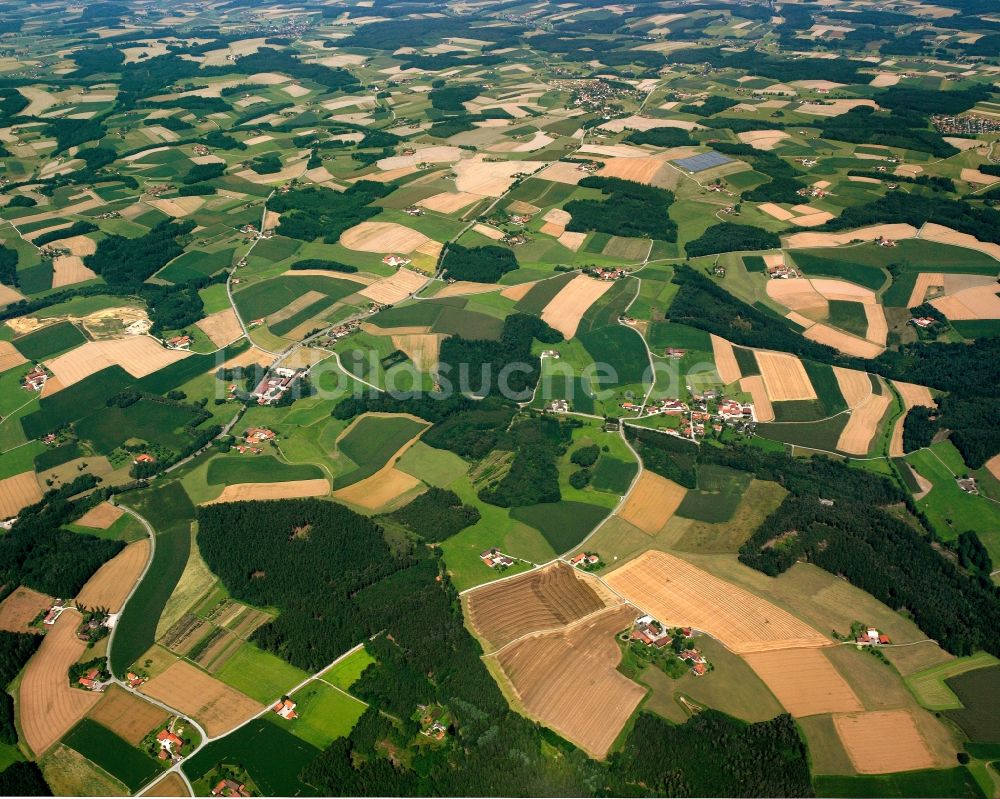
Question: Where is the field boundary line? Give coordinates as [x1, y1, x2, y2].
[481, 601, 629, 658]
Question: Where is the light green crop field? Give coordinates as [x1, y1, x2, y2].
[905, 652, 1000, 711]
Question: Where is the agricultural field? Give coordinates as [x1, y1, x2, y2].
[4, 1, 1000, 797]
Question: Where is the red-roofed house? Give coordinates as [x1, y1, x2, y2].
[273, 698, 298, 720]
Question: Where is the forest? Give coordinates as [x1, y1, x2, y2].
[684, 224, 780, 257]
[386, 488, 480, 543]
[566, 177, 677, 241]
[269, 181, 394, 243]
[819, 107, 958, 157]
[0, 632, 42, 747]
[477, 414, 570, 507]
[84, 219, 195, 285]
[437, 313, 562, 400]
[440, 244, 518, 283]
[625, 424, 698, 488]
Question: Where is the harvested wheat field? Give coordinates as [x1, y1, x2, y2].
[146, 196, 205, 218]
[889, 380, 936, 457]
[417, 191, 480, 213]
[266, 291, 326, 327]
[453, 155, 544, 197]
[737, 129, 789, 150]
[44, 337, 190, 390]
[219, 346, 272, 370]
[618, 471, 686, 534]
[391, 333, 441, 371]
[832, 366, 872, 409]
[756, 350, 816, 401]
[536, 161, 586, 186]
[0, 586, 51, 633]
[864, 304, 888, 345]
[47, 235, 96, 257]
[810, 278, 877, 303]
[919, 223, 1000, 261]
[0, 471, 43, 519]
[766, 279, 828, 318]
[206, 479, 329, 505]
[759, 202, 796, 222]
[142, 773, 191, 797]
[744, 648, 862, 717]
[359, 269, 427, 305]
[51, 255, 97, 288]
[75, 540, 150, 613]
[804, 324, 885, 358]
[711, 334, 742, 384]
[784, 223, 918, 249]
[340, 221, 431, 254]
[833, 710, 935, 774]
[466, 562, 613, 651]
[74, 501, 124, 529]
[333, 467, 420, 511]
[433, 281, 498, 299]
[540, 275, 613, 339]
[196, 308, 244, 347]
[931, 284, 1000, 320]
[0, 340, 27, 372]
[494, 605, 645, 759]
[20, 611, 101, 755]
[604, 550, 829, 653]
[500, 281, 537, 301]
[0, 283, 24, 307]
[376, 145, 462, 171]
[597, 156, 669, 185]
[559, 231, 587, 252]
[837, 389, 891, 454]
[88, 684, 169, 745]
[986, 454, 1000, 481]
[740, 376, 774, 422]
[141, 660, 262, 737]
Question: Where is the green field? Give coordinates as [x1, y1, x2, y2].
[320, 647, 375, 691]
[646, 321, 712, 352]
[592, 456, 637, 495]
[157, 248, 236, 283]
[183, 718, 321, 797]
[905, 652, 1000, 711]
[206, 456, 324, 485]
[284, 681, 366, 749]
[22, 366, 134, 439]
[333, 414, 428, 488]
[813, 768, 984, 798]
[62, 719, 164, 793]
[578, 325, 649, 387]
[215, 643, 310, 704]
[395, 442, 468, 488]
[514, 272, 576, 315]
[75, 399, 201, 453]
[233, 275, 364, 321]
[945, 666, 1000, 743]
[13, 321, 86, 360]
[789, 251, 887, 291]
[676, 464, 751, 523]
[509, 500, 610, 554]
[137, 341, 250, 394]
[111, 482, 194, 673]
[827, 300, 870, 338]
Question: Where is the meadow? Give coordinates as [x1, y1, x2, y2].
[285, 682, 366, 749]
[215, 644, 310, 705]
[62, 719, 164, 793]
[332, 414, 427, 489]
[13, 321, 86, 360]
[206, 456, 324, 486]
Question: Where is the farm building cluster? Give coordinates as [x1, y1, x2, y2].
[621, 393, 757, 438]
[480, 548, 516, 570]
[630, 616, 709, 676]
[252, 367, 307, 405]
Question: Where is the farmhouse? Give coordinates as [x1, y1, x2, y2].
[664, 348, 686, 358]
[244, 427, 276, 444]
[630, 615, 671, 648]
[134, 453, 156, 465]
[166, 335, 192, 349]
[855, 627, 891, 646]
[382, 254, 411, 267]
[592, 267, 626, 281]
[77, 667, 102, 691]
[910, 317, 937, 329]
[43, 601, 66, 625]
[125, 671, 145, 688]
[212, 779, 251, 798]
[157, 728, 184, 755]
[23, 366, 47, 391]
[273, 698, 298, 719]
[547, 399, 570, 413]
[480, 548, 515, 569]
[252, 367, 304, 405]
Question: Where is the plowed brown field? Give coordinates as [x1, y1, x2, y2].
[19, 611, 100, 756]
[88, 684, 168, 745]
[604, 551, 829, 653]
[140, 660, 262, 737]
[743, 648, 863, 717]
[494, 605, 645, 758]
[466, 563, 612, 651]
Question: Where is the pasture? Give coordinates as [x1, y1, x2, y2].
[206, 456, 324, 485]
[321, 648, 376, 691]
[62, 719, 164, 793]
[215, 643, 310, 705]
[905, 653, 999, 711]
[285, 681, 366, 748]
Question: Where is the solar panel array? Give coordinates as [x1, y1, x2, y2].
[672, 151, 734, 173]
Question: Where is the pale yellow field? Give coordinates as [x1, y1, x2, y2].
[804, 324, 886, 358]
[744, 648, 863, 717]
[784, 223, 918, 249]
[739, 375, 774, 422]
[500, 281, 537, 301]
[833, 710, 936, 774]
[453, 155, 544, 197]
[711, 334, 741, 384]
[558, 231, 587, 252]
[919, 223, 1000, 260]
[0, 586, 51, 633]
[755, 350, 816, 401]
[472, 222, 505, 240]
[535, 161, 586, 186]
[205, 479, 330, 504]
[359, 269, 428, 305]
[146, 196, 205, 217]
[540, 275, 613, 339]
[604, 550, 830, 653]
[266, 290, 327, 327]
[889, 380, 936, 457]
[832, 366, 872, 409]
[391, 333, 441, 371]
[837, 391, 892, 455]
[44, 337, 190, 390]
[417, 191, 480, 213]
[196, 308, 244, 347]
[75, 540, 150, 613]
[333, 467, 421, 511]
[340, 221, 431, 254]
[930, 284, 1000, 320]
[617, 471, 685, 534]
[766, 279, 828, 318]
[50, 256, 97, 289]
[759, 202, 795, 222]
[0, 471, 43, 519]
[49, 234, 96, 256]
[596, 156, 670, 185]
